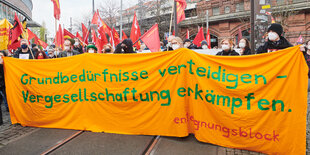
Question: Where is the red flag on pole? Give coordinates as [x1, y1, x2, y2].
[112, 28, 120, 45]
[56, 24, 64, 49]
[38, 39, 48, 49]
[27, 29, 36, 41]
[130, 12, 141, 49]
[186, 29, 189, 39]
[91, 11, 99, 25]
[175, 0, 187, 24]
[82, 23, 89, 44]
[206, 28, 211, 49]
[140, 24, 161, 52]
[97, 27, 108, 46]
[192, 27, 205, 47]
[9, 13, 24, 44]
[51, 0, 61, 20]
[122, 30, 128, 40]
[238, 28, 243, 43]
[76, 32, 82, 41]
[63, 28, 75, 39]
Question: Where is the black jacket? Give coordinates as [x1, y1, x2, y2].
[216, 50, 240, 56]
[0, 64, 4, 89]
[59, 50, 80, 57]
[13, 48, 35, 59]
[256, 36, 292, 54]
[241, 47, 252, 55]
[73, 45, 84, 54]
[114, 39, 136, 54]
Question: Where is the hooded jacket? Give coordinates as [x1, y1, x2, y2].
[256, 36, 292, 54]
[216, 49, 240, 56]
[114, 39, 136, 54]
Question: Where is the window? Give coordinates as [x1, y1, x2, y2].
[212, 7, 220, 16]
[236, 2, 244, 12]
[225, 6, 230, 14]
[276, 0, 285, 5]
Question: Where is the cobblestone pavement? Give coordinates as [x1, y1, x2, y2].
[0, 97, 309, 154]
[0, 104, 39, 149]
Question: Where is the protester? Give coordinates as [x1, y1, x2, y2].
[183, 39, 197, 49]
[171, 37, 184, 50]
[13, 39, 35, 59]
[87, 44, 98, 53]
[163, 35, 175, 51]
[117, 39, 136, 54]
[59, 39, 80, 57]
[138, 43, 147, 52]
[47, 48, 57, 59]
[102, 44, 114, 54]
[201, 40, 209, 50]
[216, 39, 240, 56]
[34, 49, 48, 59]
[73, 38, 84, 54]
[239, 38, 252, 55]
[256, 23, 292, 54]
[0, 51, 8, 113]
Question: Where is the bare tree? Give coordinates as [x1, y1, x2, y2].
[271, 1, 299, 27]
[98, 0, 120, 28]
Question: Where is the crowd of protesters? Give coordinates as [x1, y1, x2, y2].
[0, 23, 310, 125]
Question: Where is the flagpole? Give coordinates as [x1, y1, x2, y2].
[174, 0, 178, 36]
[169, 0, 174, 36]
[120, 0, 123, 40]
[55, 18, 58, 58]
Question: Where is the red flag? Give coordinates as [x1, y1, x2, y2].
[173, 30, 175, 36]
[122, 30, 128, 40]
[51, 0, 60, 20]
[297, 35, 304, 44]
[130, 12, 141, 49]
[82, 23, 89, 44]
[27, 29, 36, 40]
[186, 29, 189, 39]
[96, 11, 111, 35]
[175, 0, 187, 24]
[76, 32, 82, 41]
[38, 39, 48, 49]
[206, 28, 211, 49]
[91, 11, 99, 25]
[91, 29, 102, 53]
[140, 24, 161, 52]
[112, 28, 120, 45]
[192, 27, 205, 47]
[238, 28, 243, 43]
[63, 28, 75, 39]
[97, 28, 108, 46]
[56, 24, 64, 48]
[9, 13, 24, 44]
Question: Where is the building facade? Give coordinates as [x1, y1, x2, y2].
[0, 0, 39, 27]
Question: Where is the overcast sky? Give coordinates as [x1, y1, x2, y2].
[32, 0, 138, 38]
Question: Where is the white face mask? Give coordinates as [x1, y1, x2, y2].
[307, 45, 310, 49]
[268, 32, 279, 41]
[64, 46, 70, 51]
[222, 45, 230, 51]
[167, 42, 171, 47]
[141, 45, 146, 50]
[239, 43, 246, 48]
[172, 44, 180, 50]
[74, 42, 79, 46]
[202, 45, 208, 49]
[184, 43, 190, 48]
[88, 49, 95, 53]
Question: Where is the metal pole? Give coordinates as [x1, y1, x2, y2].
[120, 0, 123, 40]
[250, 0, 255, 54]
[174, 0, 178, 36]
[169, 2, 174, 36]
[206, 10, 209, 29]
[92, 0, 95, 15]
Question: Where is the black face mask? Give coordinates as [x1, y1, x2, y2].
[21, 44, 28, 49]
[105, 48, 111, 52]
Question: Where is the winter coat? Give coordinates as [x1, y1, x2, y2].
[216, 49, 240, 56]
[256, 36, 292, 54]
[241, 47, 252, 55]
[13, 48, 35, 59]
[58, 50, 80, 57]
[73, 45, 84, 54]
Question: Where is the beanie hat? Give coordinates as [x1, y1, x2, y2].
[183, 39, 191, 44]
[87, 44, 97, 51]
[267, 23, 283, 36]
[201, 40, 208, 46]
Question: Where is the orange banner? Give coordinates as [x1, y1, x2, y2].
[4, 46, 307, 154]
